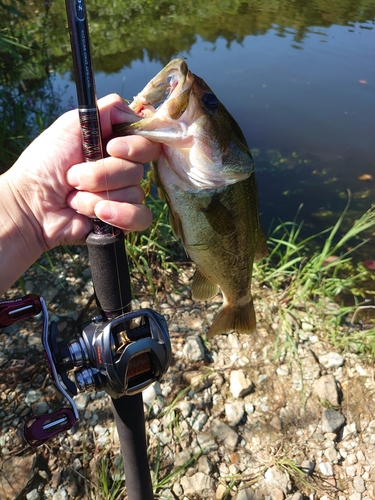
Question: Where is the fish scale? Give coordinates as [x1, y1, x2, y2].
[115, 58, 267, 337]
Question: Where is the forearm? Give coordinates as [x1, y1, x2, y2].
[0, 173, 44, 296]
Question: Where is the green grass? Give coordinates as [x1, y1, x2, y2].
[76, 451, 125, 500]
[254, 196, 375, 355]
[126, 181, 180, 303]
[76, 434, 201, 500]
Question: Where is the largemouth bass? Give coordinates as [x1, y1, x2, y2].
[115, 58, 267, 337]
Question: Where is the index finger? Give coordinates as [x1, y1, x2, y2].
[98, 94, 139, 138]
[106, 135, 162, 164]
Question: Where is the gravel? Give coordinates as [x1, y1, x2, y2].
[1, 247, 375, 499]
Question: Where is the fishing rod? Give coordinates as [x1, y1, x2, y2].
[0, 1, 171, 499]
[61, 1, 170, 497]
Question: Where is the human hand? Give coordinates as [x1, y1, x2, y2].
[2, 94, 161, 253]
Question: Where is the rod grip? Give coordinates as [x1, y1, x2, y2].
[86, 230, 132, 318]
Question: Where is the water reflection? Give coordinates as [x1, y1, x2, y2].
[61, 17, 375, 241]
[1, 0, 374, 239]
[6, 0, 373, 76]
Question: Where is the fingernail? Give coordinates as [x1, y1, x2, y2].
[66, 165, 81, 187]
[95, 201, 115, 222]
[106, 137, 129, 157]
[68, 193, 78, 210]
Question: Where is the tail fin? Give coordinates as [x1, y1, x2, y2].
[207, 298, 256, 338]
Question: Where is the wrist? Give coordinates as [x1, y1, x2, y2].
[0, 171, 45, 295]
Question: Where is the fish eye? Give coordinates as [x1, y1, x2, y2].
[203, 92, 218, 110]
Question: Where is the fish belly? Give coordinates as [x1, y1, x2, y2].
[161, 170, 265, 337]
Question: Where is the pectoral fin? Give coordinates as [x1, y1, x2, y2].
[149, 161, 165, 200]
[201, 196, 234, 236]
[192, 268, 220, 301]
[168, 208, 184, 242]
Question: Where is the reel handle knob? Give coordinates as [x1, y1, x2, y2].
[0, 294, 42, 327]
[24, 408, 77, 447]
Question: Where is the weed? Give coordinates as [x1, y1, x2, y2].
[152, 439, 201, 498]
[254, 197, 375, 355]
[126, 185, 180, 301]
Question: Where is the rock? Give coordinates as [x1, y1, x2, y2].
[4, 252, 375, 500]
[198, 455, 214, 474]
[313, 374, 340, 407]
[322, 409, 345, 433]
[244, 402, 255, 414]
[264, 466, 290, 494]
[26, 489, 40, 500]
[180, 472, 216, 498]
[172, 481, 183, 497]
[353, 475, 365, 493]
[194, 433, 218, 454]
[218, 462, 229, 476]
[187, 409, 208, 431]
[270, 415, 283, 432]
[301, 352, 321, 381]
[346, 466, 357, 477]
[342, 422, 357, 439]
[346, 453, 358, 465]
[0, 454, 36, 499]
[25, 389, 42, 405]
[324, 433, 337, 443]
[319, 462, 334, 476]
[300, 460, 315, 475]
[324, 445, 339, 463]
[183, 336, 205, 361]
[67, 480, 80, 499]
[178, 401, 193, 418]
[94, 424, 107, 437]
[32, 401, 49, 414]
[216, 484, 227, 499]
[74, 392, 90, 411]
[51, 471, 62, 489]
[272, 487, 285, 500]
[349, 493, 362, 500]
[42, 286, 60, 303]
[72, 457, 82, 470]
[225, 402, 245, 426]
[318, 352, 344, 369]
[211, 419, 239, 450]
[158, 488, 174, 499]
[175, 450, 192, 467]
[235, 487, 258, 500]
[52, 489, 69, 500]
[230, 370, 254, 398]
[355, 364, 367, 376]
[142, 382, 162, 405]
[301, 322, 314, 331]
[276, 364, 290, 376]
[292, 351, 320, 390]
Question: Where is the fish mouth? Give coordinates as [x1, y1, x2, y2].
[115, 59, 254, 191]
[129, 58, 194, 119]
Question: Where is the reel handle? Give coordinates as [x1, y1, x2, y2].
[24, 408, 77, 447]
[0, 294, 42, 327]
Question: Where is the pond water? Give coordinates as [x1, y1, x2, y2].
[55, 0, 375, 244]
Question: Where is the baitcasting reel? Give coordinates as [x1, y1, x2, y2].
[0, 295, 171, 446]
